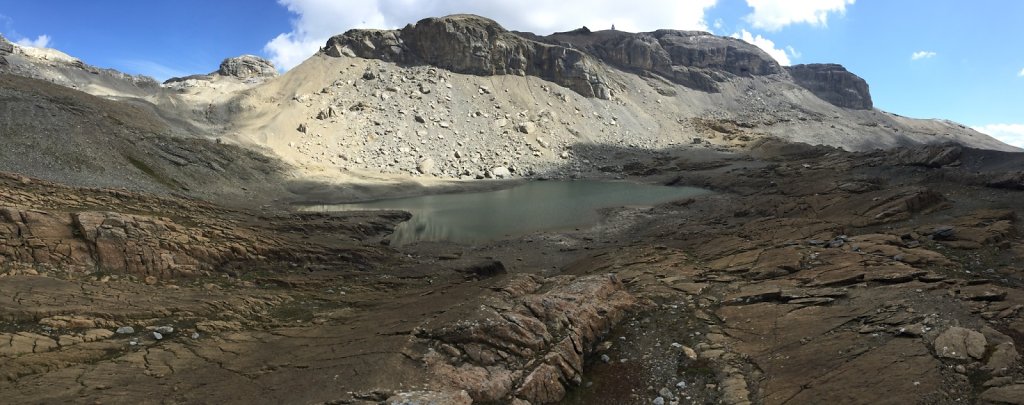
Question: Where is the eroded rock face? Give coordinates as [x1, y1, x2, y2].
[0, 34, 13, 55]
[786, 63, 873, 110]
[0, 207, 260, 278]
[417, 273, 639, 403]
[324, 14, 612, 99]
[217, 55, 278, 79]
[550, 29, 781, 92]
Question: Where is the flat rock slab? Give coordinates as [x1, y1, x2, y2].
[980, 384, 1024, 405]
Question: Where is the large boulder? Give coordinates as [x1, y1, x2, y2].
[786, 63, 873, 110]
[323, 14, 612, 99]
[216, 55, 278, 79]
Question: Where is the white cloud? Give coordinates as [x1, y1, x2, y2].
[745, 0, 854, 31]
[732, 29, 792, 66]
[1018, 68, 1024, 77]
[973, 124, 1024, 148]
[265, 0, 718, 70]
[14, 34, 50, 48]
[786, 45, 802, 59]
[911, 51, 936, 60]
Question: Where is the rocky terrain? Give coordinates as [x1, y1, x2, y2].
[0, 13, 1023, 405]
[2, 141, 1024, 404]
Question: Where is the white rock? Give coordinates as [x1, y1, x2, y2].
[491, 166, 511, 178]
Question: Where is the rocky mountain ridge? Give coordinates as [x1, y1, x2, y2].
[0, 14, 1017, 190]
[325, 15, 613, 99]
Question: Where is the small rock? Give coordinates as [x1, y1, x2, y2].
[516, 122, 537, 134]
[82, 329, 115, 342]
[155, 326, 174, 334]
[116, 326, 135, 335]
[931, 225, 956, 240]
[417, 158, 436, 174]
[600, 354, 610, 363]
[681, 345, 698, 360]
[653, 396, 665, 405]
[152, 332, 163, 340]
[659, 387, 675, 400]
[491, 166, 511, 178]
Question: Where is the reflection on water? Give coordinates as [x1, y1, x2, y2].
[309, 181, 711, 245]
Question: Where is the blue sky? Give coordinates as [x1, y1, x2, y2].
[1, 0, 1022, 146]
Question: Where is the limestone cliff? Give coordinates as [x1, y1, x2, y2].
[546, 29, 781, 92]
[786, 63, 873, 110]
[323, 14, 613, 99]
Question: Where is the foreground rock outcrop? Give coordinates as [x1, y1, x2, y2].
[416, 273, 639, 403]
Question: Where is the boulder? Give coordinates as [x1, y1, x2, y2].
[933, 326, 986, 360]
[491, 166, 511, 178]
[786, 64, 873, 110]
[216, 55, 278, 79]
[417, 158, 436, 174]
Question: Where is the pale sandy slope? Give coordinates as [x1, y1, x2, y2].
[217, 53, 1016, 182]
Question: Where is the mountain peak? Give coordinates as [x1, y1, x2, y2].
[217, 54, 278, 79]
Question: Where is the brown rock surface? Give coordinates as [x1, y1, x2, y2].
[2, 139, 1024, 405]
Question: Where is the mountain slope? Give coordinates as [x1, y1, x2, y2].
[0, 73, 286, 201]
[213, 15, 1014, 181]
[0, 16, 1017, 187]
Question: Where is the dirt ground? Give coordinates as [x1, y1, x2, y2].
[2, 140, 1023, 405]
